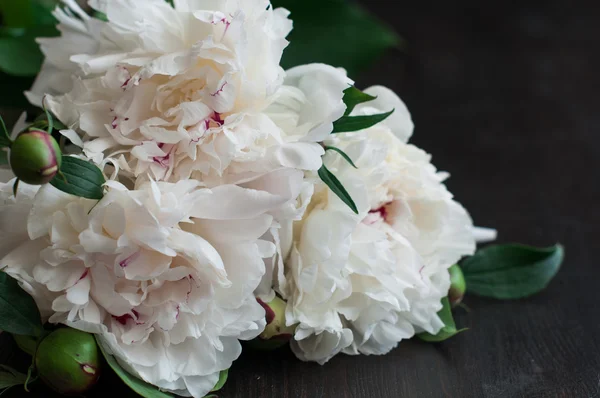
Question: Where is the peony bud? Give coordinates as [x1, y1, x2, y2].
[9, 130, 62, 185]
[249, 297, 297, 350]
[35, 328, 100, 396]
[448, 264, 466, 307]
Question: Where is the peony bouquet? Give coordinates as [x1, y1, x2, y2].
[0, 1, 563, 397]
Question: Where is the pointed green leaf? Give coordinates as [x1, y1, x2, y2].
[461, 244, 564, 299]
[324, 146, 357, 169]
[31, 0, 59, 26]
[332, 110, 394, 134]
[342, 86, 377, 116]
[0, 365, 27, 390]
[318, 164, 358, 214]
[97, 337, 174, 398]
[0, 272, 43, 337]
[417, 297, 466, 342]
[50, 156, 106, 200]
[0, 37, 45, 77]
[210, 369, 229, 392]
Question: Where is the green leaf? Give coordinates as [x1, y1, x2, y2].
[31, 0, 59, 26]
[96, 337, 174, 398]
[332, 110, 394, 134]
[12, 334, 38, 356]
[417, 297, 466, 342]
[461, 244, 564, 300]
[0, 22, 59, 79]
[276, 0, 402, 76]
[318, 164, 358, 214]
[0, 0, 34, 28]
[93, 11, 108, 21]
[342, 86, 377, 116]
[0, 272, 43, 337]
[0, 36, 45, 77]
[0, 150, 7, 165]
[324, 146, 357, 169]
[0, 365, 27, 390]
[0, 24, 59, 40]
[210, 369, 229, 393]
[0, 23, 58, 106]
[50, 156, 106, 200]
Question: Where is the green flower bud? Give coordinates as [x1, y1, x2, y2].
[448, 264, 466, 307]
[35, 328, 100, 396]
[248, 297, 297, 351]
[9, 130, 62, 185]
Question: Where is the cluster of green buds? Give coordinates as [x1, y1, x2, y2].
[13, 328, 101, 396]
[249, 296, 297, 350]
[0, 111, 63, 189]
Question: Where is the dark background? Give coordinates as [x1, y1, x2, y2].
[2, 0, 600, 397]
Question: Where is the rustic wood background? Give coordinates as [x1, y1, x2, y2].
[2, 0, 599, 396]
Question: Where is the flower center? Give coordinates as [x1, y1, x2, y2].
[113, 309, 140, 326]
[364, 203, 392, 225]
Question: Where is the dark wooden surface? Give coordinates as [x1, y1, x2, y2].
[2, 0, 600, 397]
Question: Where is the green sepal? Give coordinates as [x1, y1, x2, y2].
[318, 164, 358, 214]
[332, 110, 394, 134]
[342, 86, 377, 116]
[417, 297, 467, 342]
[324, 146, 357, 169]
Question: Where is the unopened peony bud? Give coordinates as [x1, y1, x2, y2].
[35, 328, 100, 396]
[448, 264, 466, 307]
[249, 297, 297, 350]
[9, 130, 62, 185]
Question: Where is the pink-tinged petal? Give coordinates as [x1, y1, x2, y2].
[66, 272, 91, 305]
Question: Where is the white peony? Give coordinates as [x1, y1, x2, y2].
[29, 1, 353, 192]
[0, 174, 299, 397]
[30, 0, 292, 183]
[280, 87, 479, 363]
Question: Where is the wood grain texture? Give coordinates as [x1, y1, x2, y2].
[2, 0, 599, 397]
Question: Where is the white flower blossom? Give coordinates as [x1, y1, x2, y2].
[29, 0, 293, 183]
[0, 0, 496, 384]
[0, 176, 297, 397]
[281, 87, 477, 363]
[29, 1, 353, 192]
